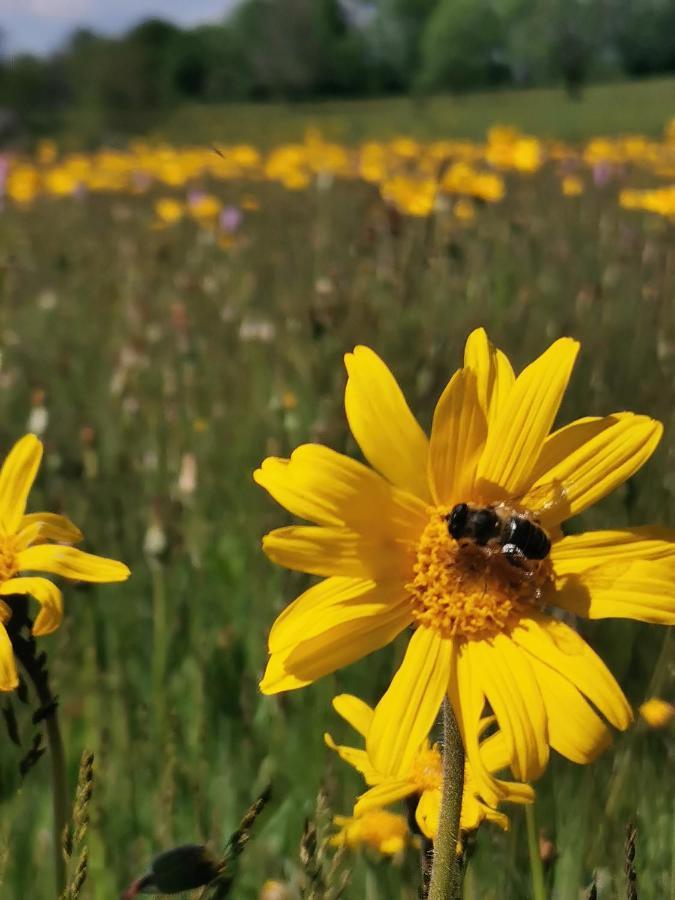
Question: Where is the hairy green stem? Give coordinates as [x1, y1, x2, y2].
[428, 699, 465, 900]
[525, 803, 547, 900]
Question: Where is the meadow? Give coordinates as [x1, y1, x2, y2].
[0, 87, 674, 899]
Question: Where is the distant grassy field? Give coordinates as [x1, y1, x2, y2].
[1, 90, 674, 900]
[152, 77, 675, 147]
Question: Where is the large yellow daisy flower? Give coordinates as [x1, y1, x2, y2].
[0, 434, 130, 689]
[255, 330, 673, 802]
[325, 694, 532, 840]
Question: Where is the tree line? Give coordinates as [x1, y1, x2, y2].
[1, 0, 675, 138]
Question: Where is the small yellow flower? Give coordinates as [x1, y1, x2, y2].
[639, 698, 674, 728]
[256, 329, 672, 804]
[259, 880, 290, 900]
[281, 390, 298, 411]
[325, 694, 532, 841]
[330, 808, 410, 855]
[154, 197, 184, 226]
[188, 194, 220, 221]
[0, 435, 130, 689]
[454, 198, 475, 221]
[562, 175, 584, 196]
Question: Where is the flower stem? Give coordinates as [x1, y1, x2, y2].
[525, 803, 547, 900]
[428, 698, 465, 900]
[7, 598, 67, 897]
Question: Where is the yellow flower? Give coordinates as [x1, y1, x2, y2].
[639, 698, 674, 728]
[325, 694, 532, 840]
[562, 175, 584, 196]
[154, 197, 184, 226]
[454, 199, 475, 221]
[330, 809, 410, 855]
[255, 330, 674, 801]
[0, 435, 130, 690]
[259, 880, 290, 900]
[188, 194, 220, 221]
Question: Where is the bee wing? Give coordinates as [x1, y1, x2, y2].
[516, 478, 572, 522]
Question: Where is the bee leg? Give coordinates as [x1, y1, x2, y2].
[501, 543, 528, 569]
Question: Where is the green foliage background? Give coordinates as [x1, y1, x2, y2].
[0, 89, 673, 898]
[3, 0, 675, 140]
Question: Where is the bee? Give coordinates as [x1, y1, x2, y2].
[445, 481, 568, 570]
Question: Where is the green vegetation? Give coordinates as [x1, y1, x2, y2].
[0, 95, 673, 897]
[2, 0, 675, 141]
[158, 77, 675, 147]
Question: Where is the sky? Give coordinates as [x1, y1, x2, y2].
[1, 0, 238, 55]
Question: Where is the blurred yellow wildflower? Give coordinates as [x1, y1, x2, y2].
[6, 165, 40, 205]
[154, 197, 184, 226]
[256, 329, 673, 802]
[0, 435, 130, 690]
[381, 175, 436, 217]
[43, 167, 79, 197]
[259, 880, 290, 900]
[454, 198, 475, 221]
[36, 139, 58, 166]
[330, 809, 410, 855]
[188, 193, 221, 222]
[562, 175, 584, 196]
[619, 185, 675, 219]
[325, 694, 532, 841]
[639, 698, 674, 728]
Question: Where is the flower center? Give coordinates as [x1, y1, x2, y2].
[407, 513, 552, 640]
[0, 538, 19, 583]
[410, 744, 442, 792]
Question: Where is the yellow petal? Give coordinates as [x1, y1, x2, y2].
[527, 416, 615, 485]
[470, 635, 549, 781]
[555, 560, 675, 625]
[324, 733, 381, 783]
[511, 614, 632, 730]
[18, 545, 130, 583]
[344, 346, 430, 501]
[524, 413, 662, 527]
[19, 512, 83, 545]
[0, 434, 43, 535]
[260, 602, 412, 694]
[354, 779, 414, 815]
[551, 527, 675, 576]
[13, 521, 45, 552]
[463, 328, 515, 426]
[481, 807, 510, 832]
[416, 789, 440, 839]
[332, 693, 374, 739]
[459, 792, 486, 832]
[428, 368, 487, 506]
[478, 730, 512, 774]
[254, 444, 427, 541]
[475, 338, 579, 499]
[367, 626, 452, 776]
[269, 577, 407, 653]
[447, 641, 505, 807]
[261, 526, 413, 580]
[524, 656, 612, 763]
[0, 624, 18, 691]
[0, 576, 63, 636]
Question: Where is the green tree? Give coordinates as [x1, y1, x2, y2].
[416, 0, 508, 91]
